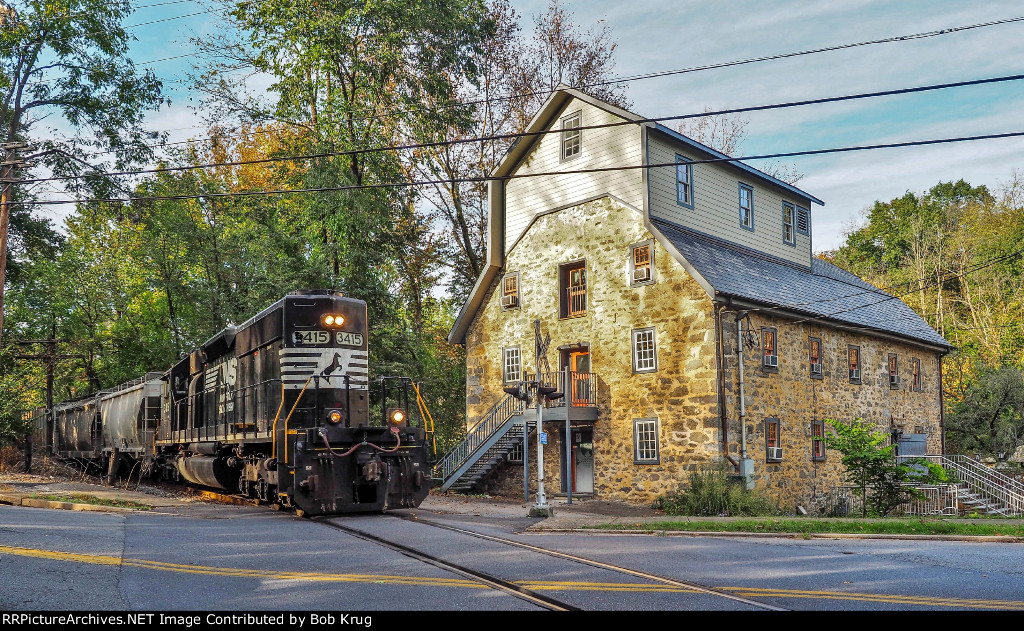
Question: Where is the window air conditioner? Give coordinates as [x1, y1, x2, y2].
[810, 362, 822, 375]
[850, 368, 861, 380]
[763, 355, 778, 368]
[767, 447, 783, 461]
[632, 267, 651, 282]
[501, 294, 518, 308]
[890, 375, 901, 386]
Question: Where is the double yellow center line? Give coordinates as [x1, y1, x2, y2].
[1, 544, 1021, 610]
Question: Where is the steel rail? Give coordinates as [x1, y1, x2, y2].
[316, 519, 579, 612]
[392, 514, 788, 612]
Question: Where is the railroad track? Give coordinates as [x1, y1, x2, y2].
[316, 513, 787, 611]
[317, 519, 579, 611]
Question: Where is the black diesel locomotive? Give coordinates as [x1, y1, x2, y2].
[42, 290, 432, 516]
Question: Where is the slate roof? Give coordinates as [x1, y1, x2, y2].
[653, 220, 951, 349]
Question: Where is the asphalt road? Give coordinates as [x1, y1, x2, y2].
[2, 502, 1023, 613]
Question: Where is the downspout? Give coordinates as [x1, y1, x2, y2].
[714, 304, 737, 468]
[735, 308, 754, 489]
[938, 353, 946, 456]
[736, 310, 749, 461]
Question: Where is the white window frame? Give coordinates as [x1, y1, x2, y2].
[632, 327, 657, 373]
[783, 202, 796, 246]
[739, 183, 754, 231]
[561, 110, 582, 161]
[675, 155, 694, 208]
[502, 346, 522, 384]
[633, 418, 660, 464]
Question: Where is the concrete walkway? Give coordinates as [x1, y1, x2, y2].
[2, 482, 1022, 541]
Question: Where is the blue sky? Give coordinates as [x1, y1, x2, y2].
[42, 0, 1024, 252]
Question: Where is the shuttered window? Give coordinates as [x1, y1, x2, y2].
[796, 205, 810, 235]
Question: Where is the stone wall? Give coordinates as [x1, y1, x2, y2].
[461, 195, 946, 512]
[464, 197, 721, 503]
[720, 310, 945, 511]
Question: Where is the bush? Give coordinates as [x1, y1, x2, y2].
[653, 463, 780, 516]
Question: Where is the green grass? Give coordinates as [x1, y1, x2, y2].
[29, 493, 152, 511]
[587, 518, 1024, 537]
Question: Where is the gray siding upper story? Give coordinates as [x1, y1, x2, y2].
[504, 96, 644, 254]
[646, 126, 818, 268]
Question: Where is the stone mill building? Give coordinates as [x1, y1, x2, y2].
[436, 86, 951, 510]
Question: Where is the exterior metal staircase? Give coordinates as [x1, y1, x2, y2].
[434, 394, 529, 493]
[907, 455, 1024, 516]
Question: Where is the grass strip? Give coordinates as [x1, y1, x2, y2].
[588, 518, 1024, 537]
[29, 493, 152, 511]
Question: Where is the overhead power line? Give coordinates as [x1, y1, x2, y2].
[20, 72, 1024, 187]
[64, 13, 1024, 153]
[14, 129, 1024, 208]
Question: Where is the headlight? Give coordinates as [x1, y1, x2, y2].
[320, 314, 346, 327]
[388, 408, 406, 426]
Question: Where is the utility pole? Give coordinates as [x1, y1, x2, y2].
[13, 332, 80, 473]
[0, 141, 29, 347]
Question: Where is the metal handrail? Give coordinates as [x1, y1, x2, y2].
[903, 455, 1024, 515]
[434, 394, 527, 481]
[566, 285, 587, 317]
[538, 371, 597, 408]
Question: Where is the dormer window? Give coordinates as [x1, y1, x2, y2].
[783, 202, 796, 246]
[501, 272, 519, 309]
[630, 241, 654, 285]
[739, 184, 754, 231]
[561, 111, 581, 160]
[676, 155, 694, 208]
